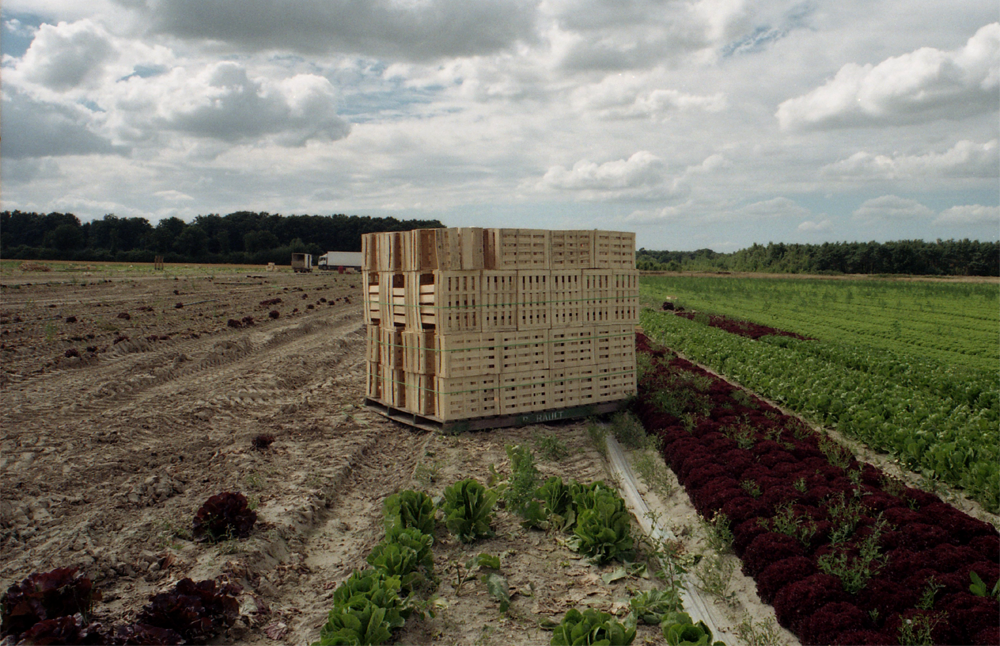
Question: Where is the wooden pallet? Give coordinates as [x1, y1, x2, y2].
[365, 398, 625, 433]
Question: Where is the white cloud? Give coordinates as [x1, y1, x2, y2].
[798, 219, 833, 232]
[822, 139, 999, 179]
[147, 0, 540, 61]
[852, 195, 934, 221]
[1, 88, 125, 159]
[684, 153, 731, 175]
[14, 19, 117, 91]
[720, 196, 810, 221]
[933, 204, 1000, 225]
[777, 23, 1000, 129]
[623, 204, 688, 224]
[572, 75, 727, 120]
[538, 151, 688, 201]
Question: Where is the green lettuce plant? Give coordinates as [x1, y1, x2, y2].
[550, 608, 636, 646]
[441, 479, 498, 543]
[383, 490, 435, 537]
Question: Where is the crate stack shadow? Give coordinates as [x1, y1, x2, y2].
[363, 228, 638, 424]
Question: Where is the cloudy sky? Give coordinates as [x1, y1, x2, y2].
[2, 0, 997, 251]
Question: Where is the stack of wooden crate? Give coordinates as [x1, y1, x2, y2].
[363, 228, 637, 423]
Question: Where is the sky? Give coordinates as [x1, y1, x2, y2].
[1, 1, 998, 252]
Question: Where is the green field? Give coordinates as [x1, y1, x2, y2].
[639, 275, 1000, 512]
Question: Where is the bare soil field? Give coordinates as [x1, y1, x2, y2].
[1, 265, 790, 645]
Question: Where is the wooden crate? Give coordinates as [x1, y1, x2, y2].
[593, 364, 637, 402]
[435, 374, 499, 420]
[436, 332, 498, 377]
[403, 272, 435, 330]
[582, 270, 612, 325]
[433, 270, 482, 333]
[516, 270, 550, 330]
[499, 370, 550, 415]
[377, 232, 403, 271]
[379, 364, 406, 408]
[610, 270, 639, 323]
[485, 229, 550, 270]
[594, 324, 635, 366]
[547, 368, 583, 409]
[405, 372, 435, 416]
[550, 230, 593, 269]
[363, 271, 380, 324]
[402, 329, 435, 375]
[361, 234, 378, 271]
[435, 228, 484, 270]
[402, 228, 439, 271]
[379, 326, 404, 370]
[592, 231, 635, 269]
[366, 361, 380, 399]
[548, 326, 595, 370]
[378, 272, 405, 326]
[366, 324, 380, 363]
[497, 329, 548, 373]
[481, 270, 518, 331]
[550, 269, 583, 328]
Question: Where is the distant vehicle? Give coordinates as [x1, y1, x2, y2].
[318, 251, 364, 272]
[291, 253, 313, 273]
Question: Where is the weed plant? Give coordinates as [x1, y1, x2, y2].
[610, 411, 647, 449]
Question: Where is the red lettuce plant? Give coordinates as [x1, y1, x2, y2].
[112, 623, 185, 645]
[1, 567, 100, 638]
[192, 492, 256, 542]
[137, 578, 240, 644]
[16, 614, 104, 645]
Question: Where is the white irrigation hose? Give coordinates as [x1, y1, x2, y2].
[604, 434, 729, 641]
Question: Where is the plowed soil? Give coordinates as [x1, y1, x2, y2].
[1, 265, 789, 646]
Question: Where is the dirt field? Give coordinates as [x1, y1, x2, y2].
[0, 264, 791, 645]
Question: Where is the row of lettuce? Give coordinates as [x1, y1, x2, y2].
[640, 275, 999, 372]
[314, 469, 723, 645]
[633, 332, 999, 645]
[640, 309, 999, 513]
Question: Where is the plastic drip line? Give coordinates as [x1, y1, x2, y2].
[603, 434, 729, 642]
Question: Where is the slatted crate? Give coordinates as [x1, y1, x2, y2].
[403, 272, 435, 330]
[402, 228, 439, 271]
[499, 370, 550, 415]
[405, 372, 435, 416]
[435, 227, 485, 270]
[547, 368, 580, 409]
[582, 270, 612, 325]
[516, 270, 550, 330]
[377, 231, 403, 271]
[592, 231, 636, 268]
[402, 329, 435, 375]
[594, 324, 635, 366]
[379, 364, 406, 408]
[377, 272, 405, 326]
[436, 332, 498, 378]
[486, 229, 550, 270]
[366, 361, 381, 399]
[550, 269, 583, 327]
[481, 270, 518, 332]
[363, 271, 380, 324]
[497, 329, 549, 373]
[610, 270, 639, 323]
[573, 366, 597, 407]
[361, 234, 379, 272]
[378, 326, 404, 370]
[435, 374, 499, 420]
[433, 270, 482, 333]
[592, 364, 636, 402]
[366, 325, 381, 363]
[548, 326, 596, 370]
[550, 230, 593, 269]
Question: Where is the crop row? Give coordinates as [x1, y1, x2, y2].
[633, 333, 1000, 645]
[640, 275, 999, 371]
[640, 310, 1000, 512]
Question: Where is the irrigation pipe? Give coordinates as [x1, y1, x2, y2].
[604, 434, 729, 640]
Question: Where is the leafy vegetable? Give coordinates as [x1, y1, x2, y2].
[629, 588, 682, 625]
[441, 479, 498, 543]
[550, 608, 636, 646]
[660, 611, 723, 646]
[570, 488, 635, 565]
[111, 623, 185, 645]
[192, 491, 257, 542]
[0, 567, 100, 639]
[503, 444, 541, 514]
[367, 528, 434, 593]
[313, 569, 408, 646]
[17, 614, 104, 645]
[137, 578, 241, 644]
[483, 573, 510, 613]
[383, 490, 435, 538]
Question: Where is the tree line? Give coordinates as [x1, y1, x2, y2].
[638, 240, 999, 277]
[0, 211, 444, 265]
